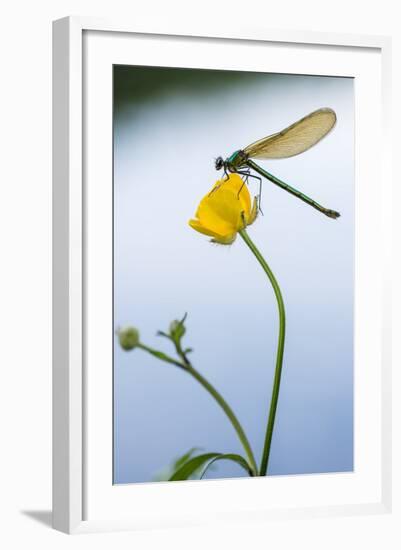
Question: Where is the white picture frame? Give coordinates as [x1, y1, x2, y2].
[52, 16, 393, 535]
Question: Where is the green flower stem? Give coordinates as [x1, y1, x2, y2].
[137, 342, 258, 475]
[239, 228, 286, 477]
[186, 365, 258, 476]
[138, 343, 185, 369]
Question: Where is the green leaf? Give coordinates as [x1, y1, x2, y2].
[200, 453, 254, 479]
[169, 452, 253, 481]
[172, 447, 202, 471]
[169, 453, 219, 481]
[156, 330, 172, 340]
[152, 447, 202, 482]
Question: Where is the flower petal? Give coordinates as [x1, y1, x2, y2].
[248, 196, 259, 226]
[211, 232, 237, 245]
[222, 174, 251, 217]
[189, 215, 236, 239]
[188, 219, 219, 238]
[189, 219, 237, 244]
[197, 191, 240, 232]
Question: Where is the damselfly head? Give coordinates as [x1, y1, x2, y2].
[215, 156, 224, 171]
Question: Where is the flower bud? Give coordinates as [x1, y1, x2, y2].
[118, 327, 140, 351]
[169, 319, 186, 341]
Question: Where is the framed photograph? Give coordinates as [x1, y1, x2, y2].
[52, 17, 393, 534]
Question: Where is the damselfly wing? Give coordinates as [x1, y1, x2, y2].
[215, 108, 340, 219]
[244, 108, 337, 159]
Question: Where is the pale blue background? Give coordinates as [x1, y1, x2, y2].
[113, 67, 354, 483]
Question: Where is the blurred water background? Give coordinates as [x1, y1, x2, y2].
[113, 66, 354, 483]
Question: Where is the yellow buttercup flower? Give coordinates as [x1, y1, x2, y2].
[189, 174, 258, 245]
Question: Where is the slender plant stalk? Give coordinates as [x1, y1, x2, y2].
[138, 343, 185, 369]
[239, 228, 286, 476]
[138, 343, 258, 476]
[186, 365, 258, 475]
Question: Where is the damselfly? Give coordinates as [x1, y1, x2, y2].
[215, 108, 340, 219]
